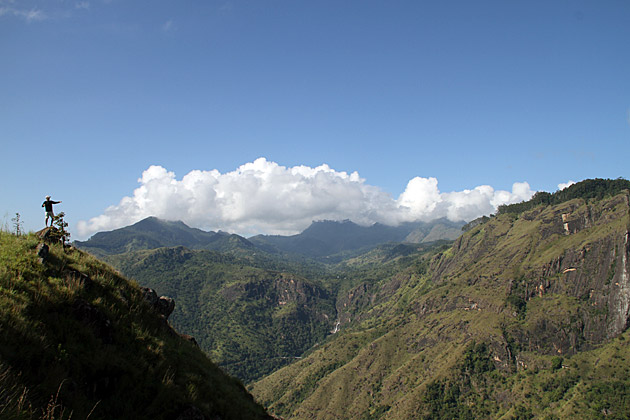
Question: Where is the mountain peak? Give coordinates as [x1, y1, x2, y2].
[75, 217, 221, 256]
[132, 216, 171, 228]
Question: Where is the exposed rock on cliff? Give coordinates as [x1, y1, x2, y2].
[251, 190, 630, 420]
[141, 286, 176, 319]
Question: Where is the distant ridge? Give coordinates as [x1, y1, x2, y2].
[75, 217, 464, 259]
[249, 218, 464, 257]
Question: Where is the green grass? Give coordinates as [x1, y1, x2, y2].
[0, 232, 270, 420]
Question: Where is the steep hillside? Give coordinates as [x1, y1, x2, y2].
[251, 189, 630, 419]
[108, 247, 337, 383]
[0, 232, 270, 420]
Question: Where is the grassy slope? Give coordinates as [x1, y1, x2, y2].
[0, 232, 270, 420]
[251, 192, 630, 419]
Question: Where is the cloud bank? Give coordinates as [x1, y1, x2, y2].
[77, 158, 534, 239]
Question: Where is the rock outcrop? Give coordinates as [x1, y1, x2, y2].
[141, 287, 175, 319]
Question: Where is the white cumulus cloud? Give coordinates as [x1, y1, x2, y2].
[396, 179, 533, 223]
[76, 158, 534, 239]
[558, 180, 576, 190]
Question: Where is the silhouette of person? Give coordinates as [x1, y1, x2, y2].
[42, 195, 61, 227]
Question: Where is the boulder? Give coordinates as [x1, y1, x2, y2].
[140, 287, 175, 320]
[157, 296, 175, 318]
[36, 227, 53, 241]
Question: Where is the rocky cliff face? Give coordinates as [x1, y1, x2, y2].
[425, 192, 630, 355]
[252, 191, 630, 420]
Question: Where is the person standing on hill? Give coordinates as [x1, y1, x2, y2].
[42, 195, 62, 227]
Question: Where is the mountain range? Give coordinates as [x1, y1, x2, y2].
[9, 177, 630, 419]
[75, 217, 464, 259]
[249, 218, 463, 258]
[74, 216, 463, 383]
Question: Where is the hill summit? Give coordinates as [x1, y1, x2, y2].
[74, 217, 230, 257]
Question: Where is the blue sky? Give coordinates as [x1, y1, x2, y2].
[1, 0, 629, 239]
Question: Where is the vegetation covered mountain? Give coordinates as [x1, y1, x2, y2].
[76, 217, 463, 260]
[102, 232, 449, 386]
[74, 217, 239, 257]
[249, 219, 464, 258]
[73, 211, 455, 386]
[108, 247, 338, 383]
[73, 216, 464, 386]
[0, 232, 270, 420]
[251, 183, 630, 419]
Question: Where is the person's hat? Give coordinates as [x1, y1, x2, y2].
[46, 195, 51, 199]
